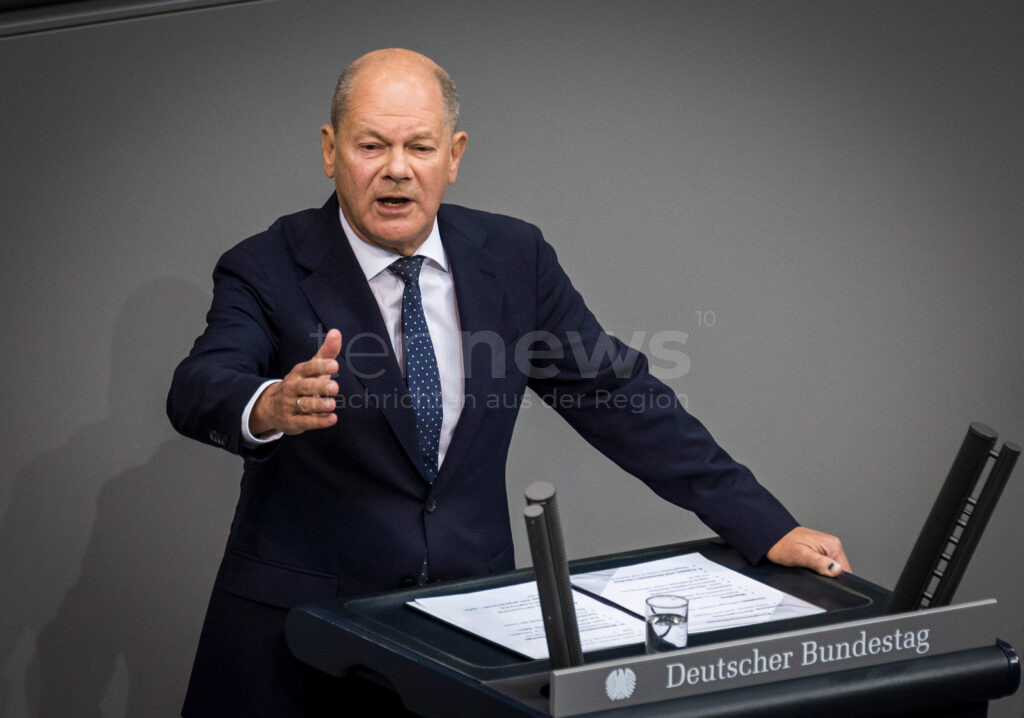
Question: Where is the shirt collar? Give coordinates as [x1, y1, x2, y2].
[338, 207, 448, 282]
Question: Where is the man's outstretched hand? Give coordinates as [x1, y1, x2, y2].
[766, 526, 851, 577]
[249, 329, 342, 437]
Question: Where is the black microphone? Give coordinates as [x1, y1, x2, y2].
[524, 481, 583, 667]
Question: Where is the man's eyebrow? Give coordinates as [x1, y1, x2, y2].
[353, 128, 388, 142]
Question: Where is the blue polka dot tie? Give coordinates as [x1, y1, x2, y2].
[389, 256, 442, 485]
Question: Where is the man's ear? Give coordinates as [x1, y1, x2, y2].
[447, 131, 468, 184]
[321, 125, 336, 179]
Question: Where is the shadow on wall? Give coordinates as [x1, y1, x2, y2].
[0, 279, 239, 717]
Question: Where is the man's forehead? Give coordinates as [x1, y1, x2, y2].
[345, 75, 445, 123]
[352, 75, 441, 109]
[346, 98, 445, 125]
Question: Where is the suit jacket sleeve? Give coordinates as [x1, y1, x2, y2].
[524, 230, 798, 564]
[166, 239, 280, 461]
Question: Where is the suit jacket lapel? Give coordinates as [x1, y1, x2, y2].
[434, 206, 510, 492]
[296, 196, 423, 478]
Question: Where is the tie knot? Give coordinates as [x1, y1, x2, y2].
[388, 255, 426, 285]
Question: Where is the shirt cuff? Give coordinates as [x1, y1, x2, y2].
[241, 379, 284, 446]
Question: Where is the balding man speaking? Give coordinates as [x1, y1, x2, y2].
[168, 48, 849, 717]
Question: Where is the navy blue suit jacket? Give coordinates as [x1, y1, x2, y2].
[167, 195, 797, 715]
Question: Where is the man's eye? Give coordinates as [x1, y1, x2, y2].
[414, 145, 435, 153]
[360, 144, 380, 151]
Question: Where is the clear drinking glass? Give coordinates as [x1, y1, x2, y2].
[645, 594, 689, 653]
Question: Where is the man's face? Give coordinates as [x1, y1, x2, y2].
[321, 64, 467, 256]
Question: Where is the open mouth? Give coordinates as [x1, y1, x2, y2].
[377, 197, 411, 208]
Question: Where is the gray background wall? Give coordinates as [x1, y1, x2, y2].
[1, 1, 1021, 715]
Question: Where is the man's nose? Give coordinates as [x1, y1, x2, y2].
[383, 148, 412, 181]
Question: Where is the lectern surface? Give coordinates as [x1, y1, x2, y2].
[350, 539, 882, 676]
[287, 538, 908, 715]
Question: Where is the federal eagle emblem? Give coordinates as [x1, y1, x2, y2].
[604, 667, 637, 701]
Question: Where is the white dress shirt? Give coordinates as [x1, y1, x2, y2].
[242, 208, 465, 470]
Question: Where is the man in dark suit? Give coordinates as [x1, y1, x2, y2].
[168, 48, 849, 717]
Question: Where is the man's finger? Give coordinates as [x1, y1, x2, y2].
[293, 354, 339, 378]
[812, 534, 852, 574]
[305, 412, 337, 429]
[284, 409, 337, 434]
[831, 547, 852, 574]
[799, 546, 844, 577]
[315, 329, 343, 361]
[297, 329, 342, 377]
[296, 376, 338, 398]
[295, 395, 335, 414]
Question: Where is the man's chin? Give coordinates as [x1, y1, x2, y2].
[360, 221, 430, 255]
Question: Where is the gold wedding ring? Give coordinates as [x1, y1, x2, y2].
[296, 397, 303, 413]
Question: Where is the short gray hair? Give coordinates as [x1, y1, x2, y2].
[330, 59, 460, 133]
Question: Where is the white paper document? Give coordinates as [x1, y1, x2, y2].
[409, 581, 645, 660]
[407, 552, 823, 659]
[571, 553, 823, 633]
